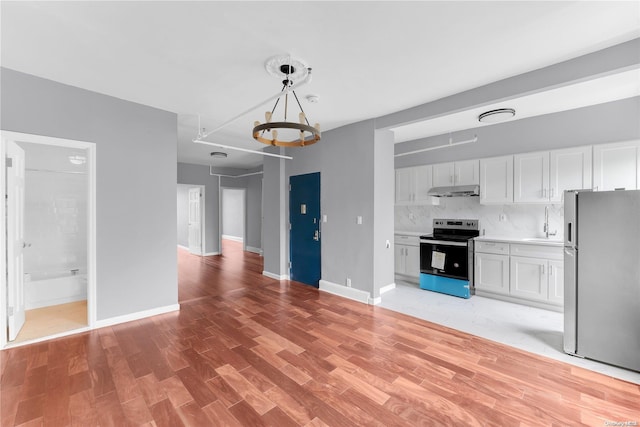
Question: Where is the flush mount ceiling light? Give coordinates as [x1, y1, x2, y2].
[478, 108, 516, 123]
[68, 155, 86, 165]
[210, 151, 227, 158]
[252, 55, 321, 147]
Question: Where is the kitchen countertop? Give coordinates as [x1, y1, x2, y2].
[475, 235, 563, 247]
[395, 230, 429, 237]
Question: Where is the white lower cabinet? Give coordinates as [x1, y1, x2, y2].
[475, 253, 510, 295]
[395, 234, 420, 280]
[475, 240, 563, 309]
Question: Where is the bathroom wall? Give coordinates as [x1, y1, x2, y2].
[19, 142, 88, 275]
[395, 197, 563, 239]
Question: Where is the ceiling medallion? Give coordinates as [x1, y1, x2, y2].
[478, 108, 516, 123]
[252, 56, 321, 147]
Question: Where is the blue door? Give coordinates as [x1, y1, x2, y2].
[289, 172, 321, 287]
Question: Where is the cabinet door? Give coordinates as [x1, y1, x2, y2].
[394, 244, 406, 274]
[432, 162, 455, 187]
[480, 156, 513, 204]
[510, 256, 548, 301]
[455, 160, 480, 186]
[404, 245, 421, 278]
[395, 168, 414, 205]
[593, 141, 640, 191]
[549, 146, 592, 203]
[474, 253, 510, 295]
[548, 259, 564, 305]
[413, 164, 433, 203]
[514, 152, 549, 203]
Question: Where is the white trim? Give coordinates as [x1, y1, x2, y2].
[94, 304, 180, 329]
[2, 326, 92, 349]
[380, 283, 396, 294]
[246, 246, 263, 255]
[222, 234, 244, 243]
[319, 279, 372, 305]
[0, 137, 6, 348]
[203, 251, 220, 256]
[177, 244, 189, 250]
[0, 131, 97, 346]
[369, 296, 382, 305]
[263, 271, 290, 281]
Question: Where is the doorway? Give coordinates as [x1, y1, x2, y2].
[1, 131, 96, 347]
[221, 187, 246, 252]
[289, 172, 321, 287]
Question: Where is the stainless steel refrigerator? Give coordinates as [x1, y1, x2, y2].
[564, 189, 640, 372]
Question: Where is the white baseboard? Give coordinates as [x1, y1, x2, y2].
[319, 280, 372, 305]
[94, 303, 180, 329]
[222, 235, 244, 243]
[177, 244, 189, 250]
[26, 294, 87, 310]
[369, 296, 382, 305]
[262, 271, 290, 280]
[3, 303, 181, 351]
[246, 246, 263, 255]
[203, 251, 220, 256]
[380, 283, 396, 294]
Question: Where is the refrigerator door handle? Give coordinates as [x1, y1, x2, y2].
[567, 222, 573, 244]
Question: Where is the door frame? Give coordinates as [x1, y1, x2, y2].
[219, 186, 247, 252]
[0, 130, 97, 348]
[187, 185, 205, 255]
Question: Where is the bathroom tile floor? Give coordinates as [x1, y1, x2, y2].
[380, 280, 640, 384]
[14, 300, 87, 343]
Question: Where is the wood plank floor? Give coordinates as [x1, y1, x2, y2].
[2, 240, 639, 426]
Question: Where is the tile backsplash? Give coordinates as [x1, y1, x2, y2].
[395, 197, 564, 238]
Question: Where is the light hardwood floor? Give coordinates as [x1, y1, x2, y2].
[1, 240, 638, 426]
[13, 300, 87, 343]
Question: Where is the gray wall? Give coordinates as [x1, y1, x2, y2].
[262, 149, 288, 276]
[177, 163, 263, 254]
[282, 119, 395, 295]
[222, 188, 244, 239]
[1, 68, 178, 320]
[176, 184, 190, 248]
[395, 97, 640, 168]
[176, 163, 220, 255]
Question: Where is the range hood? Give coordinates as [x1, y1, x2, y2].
[427, 184, 480, 197]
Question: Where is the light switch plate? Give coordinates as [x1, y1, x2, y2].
[357, 216, 362, 225]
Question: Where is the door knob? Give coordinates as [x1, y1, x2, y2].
[313, 230, 319, 241]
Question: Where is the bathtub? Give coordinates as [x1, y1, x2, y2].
[24, 269, 87, 310]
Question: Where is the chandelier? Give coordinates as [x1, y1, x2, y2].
[252, 59, 321, 147]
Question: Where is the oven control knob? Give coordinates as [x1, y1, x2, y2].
[454, 263, 459, 268]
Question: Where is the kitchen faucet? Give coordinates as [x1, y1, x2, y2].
[544, 205, 557, 238]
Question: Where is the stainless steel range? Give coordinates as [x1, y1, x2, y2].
[419, 219, 479, 298]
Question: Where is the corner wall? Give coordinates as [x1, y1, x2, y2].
[1, 67, 178, 320]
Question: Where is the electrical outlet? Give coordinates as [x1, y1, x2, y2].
[499, 213, 507, 222]
[323, 214, 327, 223]
[408, 213, 415, 220]
[346, 278, 352, 287]
[356, 216, 363, 225]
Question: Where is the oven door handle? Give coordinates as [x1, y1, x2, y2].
[420, 239, 467, 247]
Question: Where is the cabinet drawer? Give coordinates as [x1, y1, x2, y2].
[395, 234, 419, 246]
[475, 241, 509, 255]
[511, 244, 562, 260]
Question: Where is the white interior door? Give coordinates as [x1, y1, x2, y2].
[6, 140, 26, 341]
[188, 187, 202, 255]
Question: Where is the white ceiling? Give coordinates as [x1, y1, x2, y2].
[2, 1, 639, 169]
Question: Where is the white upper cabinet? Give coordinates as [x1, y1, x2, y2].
[514, 151, 549, 203]
[395, 165, 436, 205]
[395, 167, 414, 205]
[432, 162, 455, 187]
[515, 146, 593, 204]
[480, 155, 514, 205]
[432, 160, 479, 187]
[593, 140, 640, 191]
[549, 146, 592, 202]
[455, 159, 480, 186]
